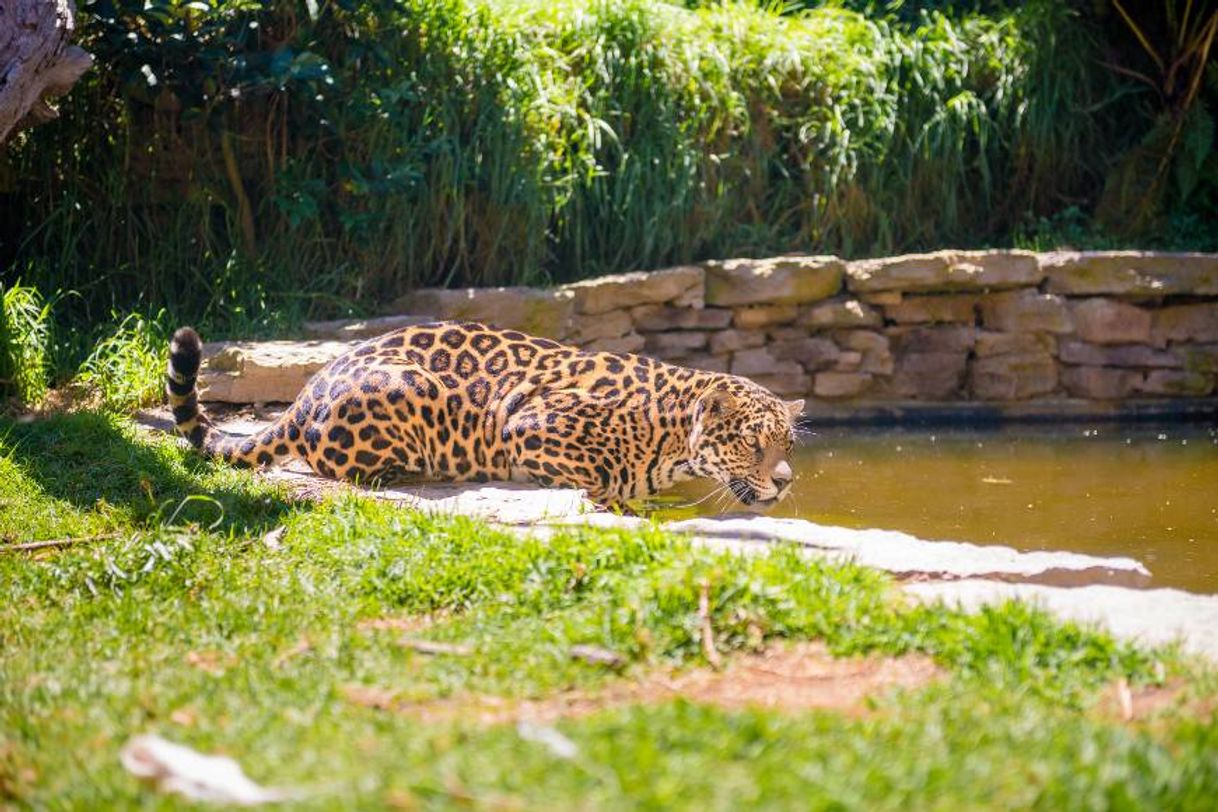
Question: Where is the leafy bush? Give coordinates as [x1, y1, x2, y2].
[0, 0, 1194, 332]
[75, 312, 169, 413]
[0, 284, 53, 406]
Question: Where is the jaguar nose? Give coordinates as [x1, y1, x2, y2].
[772, 459, 793, 491]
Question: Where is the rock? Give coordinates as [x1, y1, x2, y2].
[770, 337, 841, 371]
[1043, 251, 1218, 296]
[1138, 370, 1214, 396]
[797, 298, 882, 329]
[644, 331, 709, 356]
[974, 331, 1056, 358]
[904, 582, 1217, 661]
[582, 334, 646, 355]
[730, 348, 801, 378]
[680, 354, 730, 374]
[708, 329, 766, 355]
[569, 309, 633, 344]
[847, 250, 1041, 293]
[199, 340, 355, 403]
[890, 326, 976, 354]
[630, 305, 732, 332]
[890, 352, 969, 399]
[667, 516, 1150, 588]
[1070, 298, 1151, 345]
[833, 351, 863, 371]
[1060, 366, 1142, 400]
[860, 290, 903, 306]
[814, 371, 873, 398]
[747, 372, 812, 396]
[704, 256, 844, 306]
[560, 266, 704, 315]
[1058, 340, 1181, 369]
[768, 326, 811, 342]
[302, 314, 434, 341]
[732, 304, 799, 329]
[1151, 303, 1218, 344]
[836, 330, 893, 375]
[980, 290, 1073, 334]
[393, 287, 574, 338]
[969, 353, 1058, 400]
[883, 295, 978, 324]
[1179, 344, 1218, 373]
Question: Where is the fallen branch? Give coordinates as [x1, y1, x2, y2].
[2, 533, 121, 553]
[398, 638, 474, 657]
[569, 644, 626, 670]
[698, 579, 723, 670]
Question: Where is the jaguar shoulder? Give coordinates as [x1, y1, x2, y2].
[166, 321, 802, 509]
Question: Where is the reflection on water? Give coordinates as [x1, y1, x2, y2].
[662, 423, 1218, 594]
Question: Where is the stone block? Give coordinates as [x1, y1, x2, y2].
[1058, 340, 1181, 369]
[561, 265, 704, 315]
[814, 372, 873, 398]
[1138, 370, 1215, 397]
[1178, 344, 1218, 374]
[1060, 366, 1141, 400]
[769, 337, 840, 371]
[680, 354, 731, 374]
[883, 295, 978, 324]
[1070, 298, 1151, 345]
[582, 333, 645, 355]
[890, 352, 969, 399]
[1151, 303, 1218, 344]
[732, 304, 799, 330]
[768, 326, 811, 342]
[644, 331, 709, 355]
[302, 314, 434, 341]
[630, 304, 732, 332]
[974, 331, 1056, 358]
[969, 353, 1058, 400]
[1043, 251, 1218, 296]
[709, 329, 765, 355]
[393, 286, 574, 338]
[704, 256, 844, 306]
[837, 330, 894, 376]
[833, 351, 864, 371]
[731, 348, 803, 378]
[200, 340, 355, 403]
[847, 250, 1041, 293]
[748, 372, 812, 396]
[980, 290, 1073, 334]
[797, 298, 882, 330]
[569, 309, 634, 344]
[890, 326, 976, 354]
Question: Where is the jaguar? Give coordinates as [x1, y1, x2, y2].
[166, 321, 802, 510]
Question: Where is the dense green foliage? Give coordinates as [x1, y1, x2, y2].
[5, 0, 1212, 336]
[3, 411, 1216, 808]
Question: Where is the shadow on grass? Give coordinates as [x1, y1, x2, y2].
[0, 410, 297, 536]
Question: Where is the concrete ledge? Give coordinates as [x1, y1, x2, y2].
[664, 516, 1152, 589]
[906, 580, 1218, 661]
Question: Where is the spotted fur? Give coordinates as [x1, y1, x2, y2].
[167, 322, 802, 509]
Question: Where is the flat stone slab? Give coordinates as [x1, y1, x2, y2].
[302, 315, 435, 341]
[905, 581, 1218, 661]
[663, 516, 1151, 588]
[200, 340, 356, 403]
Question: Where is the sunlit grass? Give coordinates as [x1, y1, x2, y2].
[1, 410, 1215, 807]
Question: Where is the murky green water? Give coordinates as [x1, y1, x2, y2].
[665, 423, 1218, 594]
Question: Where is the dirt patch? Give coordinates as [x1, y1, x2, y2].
[1093, 678, 1218, 725]
[342, 641, 942, 725]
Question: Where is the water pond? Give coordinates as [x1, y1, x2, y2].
[662, 422, 1218, 594]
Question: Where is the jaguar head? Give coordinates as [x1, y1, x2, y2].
[686, 380, 803, 509]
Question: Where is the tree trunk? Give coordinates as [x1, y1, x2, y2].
[0, 0, 92, 145]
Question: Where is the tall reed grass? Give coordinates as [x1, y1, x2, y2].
[2, 0, 1136, 335]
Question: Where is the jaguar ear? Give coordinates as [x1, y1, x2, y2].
[785, 399, 805, 421]
[689, 385, 738, 452]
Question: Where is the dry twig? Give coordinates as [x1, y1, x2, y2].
[2, 533, 120, 553]
[698, 579, 723, 670]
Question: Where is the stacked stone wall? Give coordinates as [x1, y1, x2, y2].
[375, 251, 1217, 414]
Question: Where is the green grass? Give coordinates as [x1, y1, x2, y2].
[2, 411, 1216, 808]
